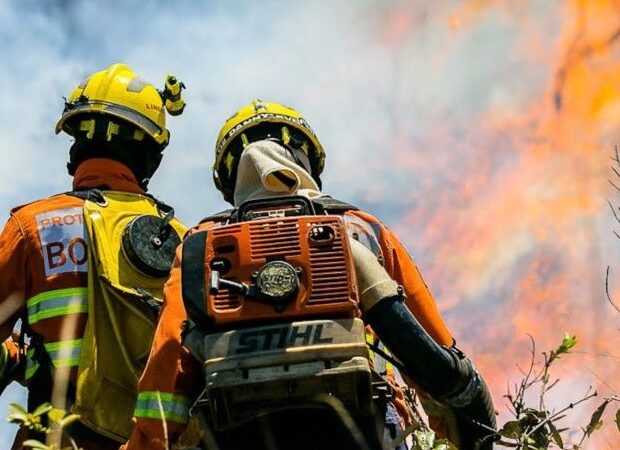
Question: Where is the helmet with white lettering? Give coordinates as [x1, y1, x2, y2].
[213, 99, 325, 204]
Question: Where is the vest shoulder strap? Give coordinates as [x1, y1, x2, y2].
[66, 188, 175, 214]
[64, 188, 107, 204]
[181, 230, 210, 329]
[199, 209, 237, 224]
[312, 196, 359, 214]
[144, 193, 174, 214]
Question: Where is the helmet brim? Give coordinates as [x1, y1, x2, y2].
[55, 101, 168, 145]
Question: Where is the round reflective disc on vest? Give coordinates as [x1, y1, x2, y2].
[122, 215, 181, 277]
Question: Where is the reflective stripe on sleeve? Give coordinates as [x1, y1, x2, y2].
[134, 391, 190, 424]
[44, 339, 82, 368]
[27, 287, 88, 325]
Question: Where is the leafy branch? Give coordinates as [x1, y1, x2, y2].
[497, 334, 620, 449]
[6, 403, 81, 450]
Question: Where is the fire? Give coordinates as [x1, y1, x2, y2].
[379, 0, 620, 446]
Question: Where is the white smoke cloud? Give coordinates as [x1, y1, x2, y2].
[0, 0, 554, 223]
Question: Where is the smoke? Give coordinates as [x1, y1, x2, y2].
[1, 0, 619, 447]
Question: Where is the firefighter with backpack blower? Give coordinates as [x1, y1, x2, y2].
[122, 100, 496, 450]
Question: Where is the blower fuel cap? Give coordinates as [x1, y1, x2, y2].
[122, 215, 181, 278]
[254, 261, 300, 305]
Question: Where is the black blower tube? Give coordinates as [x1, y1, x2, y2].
[364, 297, 496, 449]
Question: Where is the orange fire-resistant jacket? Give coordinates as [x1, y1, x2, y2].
[121, 208, 455, 450]
[0, 158, 147, 450]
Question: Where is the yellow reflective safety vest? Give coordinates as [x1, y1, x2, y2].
[72, 191, 186, 442]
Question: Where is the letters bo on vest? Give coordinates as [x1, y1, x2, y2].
[36, 207, 88, 277]
[181, 201, 375, 431]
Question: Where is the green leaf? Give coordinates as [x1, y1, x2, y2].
[558, 333, 577, 354]
[615, 408, 620, 432]
[21, 439, 50, 449]
[47, 408, 66, 424]
[499, 420, 522, 439]
[547, 420, 563, 448]
[549, 333, 577, 363]
[6, 403, 28, 424]
[530, 428, 550, 448]
[413, 429, 436, 450]
[59, 413, 81, 428]
[32, 403, 53, 417]
[584, 399, 610, 437]
[6, 413, 28, 424]
[518, 409, 543, 429]
[8, 403, 28, 415]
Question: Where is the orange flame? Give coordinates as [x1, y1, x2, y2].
[379, 0, 620, 446]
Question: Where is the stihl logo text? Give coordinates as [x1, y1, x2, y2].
[234, 323, 333, 354]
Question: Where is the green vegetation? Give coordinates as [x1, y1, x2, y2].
[7, 402, 80, 450]
[5, 334, 618, 449]
[496, 334, 619, 449]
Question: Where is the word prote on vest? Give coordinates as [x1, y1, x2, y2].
[36, 208, 89, 277]
[234, 323, 334, 355]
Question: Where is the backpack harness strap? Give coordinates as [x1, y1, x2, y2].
[199, 209, 237, 225]
[312, 196, 359, 214]
[65, 188, 175, 215]
[181, 230, 209, 329]
[65, 188, 107, 204]
[199, 196, 359, 225]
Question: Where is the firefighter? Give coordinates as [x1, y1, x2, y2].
[0, 63, 186, 450]
[122, 100, 496, 450]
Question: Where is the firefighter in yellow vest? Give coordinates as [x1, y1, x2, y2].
[122, 100, 496, 450]
[0, 63, 186, 449]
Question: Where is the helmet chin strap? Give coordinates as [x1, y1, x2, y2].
[67, 119, 164, 189]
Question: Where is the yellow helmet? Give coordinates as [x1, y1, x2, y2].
[55, 63, 173, 147]
[213, 99, 326, 203]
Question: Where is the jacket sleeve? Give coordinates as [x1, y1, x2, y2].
[122, 249, 204, 450]
[350, 211, 453, 346]
[0, 338, 23, 394]
[0, 215, 28, 390]
[351, 212, 496, 448]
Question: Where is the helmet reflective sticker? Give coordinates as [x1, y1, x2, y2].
[126, 77, 150, 93]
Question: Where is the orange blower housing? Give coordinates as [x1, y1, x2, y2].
[180, 200, 377, 432]
[203, 214, 360, 330]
